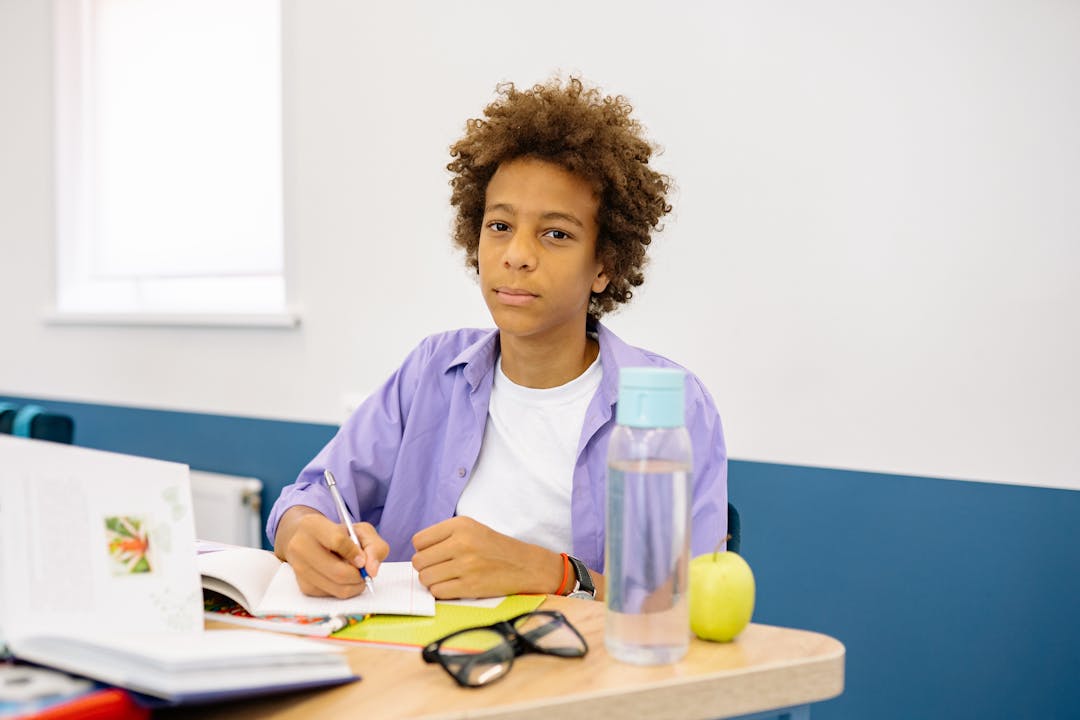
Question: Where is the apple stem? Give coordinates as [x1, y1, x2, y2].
[713, 533, 732, 560]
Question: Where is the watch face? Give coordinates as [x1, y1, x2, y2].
[567, 590, 595, 600]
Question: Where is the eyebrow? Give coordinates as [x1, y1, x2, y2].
[485, 203, 586, 230]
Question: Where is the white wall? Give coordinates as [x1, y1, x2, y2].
[1, 0, 1077, 490]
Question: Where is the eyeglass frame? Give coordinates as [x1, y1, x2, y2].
[421, 610, 589, 688]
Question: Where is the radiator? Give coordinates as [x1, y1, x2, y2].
[189, 470, 264, 548]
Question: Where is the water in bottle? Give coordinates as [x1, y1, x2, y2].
[605, 367, 693, 665]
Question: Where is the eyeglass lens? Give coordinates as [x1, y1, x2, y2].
[436, 613, 586, 687]
[513, 613, 586, 656]
[438, 628, 517, 686]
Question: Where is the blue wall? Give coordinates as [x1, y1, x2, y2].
[3, 395, 1078, 719]
[732, 462, 1080, 719]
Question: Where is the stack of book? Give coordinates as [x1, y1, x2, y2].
[0, 436, 361, 706]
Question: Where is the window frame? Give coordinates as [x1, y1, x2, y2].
[49, 0, 298, 328]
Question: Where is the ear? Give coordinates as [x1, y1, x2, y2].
[591, 266, 610, 294]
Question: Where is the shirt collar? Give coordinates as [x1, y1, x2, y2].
[445, 327, 501, 390]
[445, 319, 643, 399]
[594, 320, 642, 409]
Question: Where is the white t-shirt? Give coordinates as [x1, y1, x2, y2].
[455, 353, 603, 554]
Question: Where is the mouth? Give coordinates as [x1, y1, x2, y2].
[493, 286, 538, 307]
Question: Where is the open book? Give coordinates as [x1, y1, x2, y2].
[0, 435, 357, 702]
[11, 630, 355, 704]
[198, 546, 436, 621]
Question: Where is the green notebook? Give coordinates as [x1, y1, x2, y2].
[331, 594, 546, 648]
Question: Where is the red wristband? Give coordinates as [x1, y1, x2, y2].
[555, 552, 572, 595]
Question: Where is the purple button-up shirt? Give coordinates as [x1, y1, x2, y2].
[267, 322, 728, 572]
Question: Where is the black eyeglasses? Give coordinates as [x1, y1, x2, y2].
[422, 610, 588, 687]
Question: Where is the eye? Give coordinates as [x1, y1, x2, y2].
[487, 221, 511, 233]
[543, 229, 571, 241]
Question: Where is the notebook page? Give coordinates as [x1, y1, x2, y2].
[256, 562, 435, 617]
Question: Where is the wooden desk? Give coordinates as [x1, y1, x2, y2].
[163, 596, 844, 720]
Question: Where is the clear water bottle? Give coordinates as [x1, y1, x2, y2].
[605, 367, 692, 665]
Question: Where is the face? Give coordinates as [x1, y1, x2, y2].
[478, 157, 609, 344]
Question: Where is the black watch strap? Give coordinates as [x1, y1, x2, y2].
[566, 555, 595, 598]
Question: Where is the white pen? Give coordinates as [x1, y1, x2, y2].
[323, 469, 375, 594]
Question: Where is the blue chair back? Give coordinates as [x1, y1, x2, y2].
[0, 403, 75, 444]
[727, 502, 741, 554]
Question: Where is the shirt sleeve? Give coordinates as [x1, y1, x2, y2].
[685, 375, 729, 557]
[264, 338, 432, 546]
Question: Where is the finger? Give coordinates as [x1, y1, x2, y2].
[411, 534, 460, 572]
[415, 557, 462, 594]
[311, 520, 369, 570]
[301, 515, 379, 593]
[284, 514, 367, 597]
[295, 567, 361, 599]
[298, 513, 351, 553]
[426, 577, 472, 601]
[289, 532, 368, 598]
[427, 574, 494, 604]
[354, 522, 390, 577]
[300, 569, 366, 600]
[411, 518, 457, 552]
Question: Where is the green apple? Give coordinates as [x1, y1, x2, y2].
[688, 551, 755, 642]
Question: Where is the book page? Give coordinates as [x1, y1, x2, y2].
[12, 630, 355, 700]
[197, 547, 283, 613]
[0, 436, 203, 645]
[28, 629, 347, 671]
[255, 562, 435, 617]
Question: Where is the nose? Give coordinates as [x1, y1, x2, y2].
[503, 229, 537, 271]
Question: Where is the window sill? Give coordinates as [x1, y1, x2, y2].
[42, 308, 302, 329]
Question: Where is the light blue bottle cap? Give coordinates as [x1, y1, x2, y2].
[615, 367, 686, 428]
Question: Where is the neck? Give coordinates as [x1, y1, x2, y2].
[499, 326, 599, 389]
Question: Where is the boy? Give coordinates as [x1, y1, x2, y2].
[267, 77, 727, 601]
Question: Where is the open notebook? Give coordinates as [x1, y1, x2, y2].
[0, 435, 357, 702]
[198, 546, 435, 620]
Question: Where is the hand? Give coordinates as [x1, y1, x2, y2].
[411, 516, 563, 599]
[274, 505, 390, 599]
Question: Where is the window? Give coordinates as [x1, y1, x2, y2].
[52, 0, 292, 325]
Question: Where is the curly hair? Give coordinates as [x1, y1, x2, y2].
[447, 76, 672, 318]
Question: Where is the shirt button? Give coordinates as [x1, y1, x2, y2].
[457, 467, 466, 478]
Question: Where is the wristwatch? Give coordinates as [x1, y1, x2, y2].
[565, 555, 596, 600]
